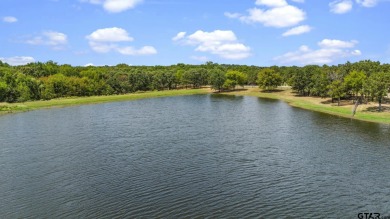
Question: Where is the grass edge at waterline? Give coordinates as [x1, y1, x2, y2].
[0, 89, 209, 115]
[221, 87, 390, 125]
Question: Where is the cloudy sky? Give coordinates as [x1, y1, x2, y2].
[1, 0, 390, 66]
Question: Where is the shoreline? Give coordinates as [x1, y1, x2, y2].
[1, 87, 389, 125]
[0, 89, 209, 116]
[221, 87, 390, 125]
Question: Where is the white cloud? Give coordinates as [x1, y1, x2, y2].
[282, 25, 311, 37]
[351, 50, 362, 55]
[173, 30, 251, 60]
[172, 32, 186, 41]
[86, 27, 157, 56]
[274, 39, 361, 65]
[243, 6, 306, 27]
[329, 0, 353, 14]
[187, 30, 237, 44]
[84, 63, 94, 66]
[356, 0, 377, 7]
[86, 27, 133, 42]
[0, 56, 35, 66]
[81, 0, 143, 13]
[226, 1, 306, 28]
[318, 39, 358, 48]
[2, 16, 18, 23]
[26, 31, 68, 49]
[224, 12, 241, 19]
[116, 46, 157, 55]
[255, 0, 287, 7]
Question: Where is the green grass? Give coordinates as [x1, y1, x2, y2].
[222, 88, 390, 124]
[0, 89, 208, 115]
[2, 87, 390, 124]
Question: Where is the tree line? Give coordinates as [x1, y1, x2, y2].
[0, 60, 389, 110]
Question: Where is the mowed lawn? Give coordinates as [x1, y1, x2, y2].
[222, 87, 390, 124]
[0, 89, 209, 115]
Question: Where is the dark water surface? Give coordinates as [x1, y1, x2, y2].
[1, 95, 390, 218]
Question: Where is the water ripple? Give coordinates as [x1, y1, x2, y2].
[0, 95, 390, 218]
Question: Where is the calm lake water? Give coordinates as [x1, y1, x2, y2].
[1, 95, 390, 218]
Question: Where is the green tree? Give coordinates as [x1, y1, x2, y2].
[311, 70, 330, 98]
[210, 69, 226, 92]
[365, 72, 389, 111]
[328, 80, 346, 106]
[256, 68, 282, 90]
[224, 70, 247, 90]
[343, 70, 366, 102]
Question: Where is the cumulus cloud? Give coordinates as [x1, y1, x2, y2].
[173, 30, 251, 60]
[26, 31, 68, 50]
[282, 25, 311, 37]
[0, 56, 35, 66]
[81, 0, 143, 13]
[86, 27, 133, 42]
[318, 39, 358, 48]
[86, 27, 157, 56]
[116, 46, 157, 55]
[226, 0, 306, 28]
[2, 16, 18, 23]
[356, 0, 377, 7]
[274, 39, 361, 65]
[255, 0, 287, 7]
[329, 0, 353, 14]
[172, 32, 186, 41]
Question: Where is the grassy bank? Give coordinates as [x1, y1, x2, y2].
[2, 86, 389, 124]
[222, 87, 390, 124]
[0, 89, 209, 115]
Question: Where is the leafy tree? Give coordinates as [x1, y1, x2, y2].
[0, 81, 8, 102]
[343, 70, 366, 101]
[256, 68, 282, 90]
[328, 80, 346, 106]
[311, 70, 330, 98]
[222, 79, 236, 90]
[287, 66, 314, 96]
[210, 68, 226, 92]
[365, 72, 389, 111]
[224, 70, 247, 90]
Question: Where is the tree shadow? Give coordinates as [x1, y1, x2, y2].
[363, 106, 390, 112]
[260, 89, 284, 93]
[320, 99, 333, 104]
[215, 88, 248, 93]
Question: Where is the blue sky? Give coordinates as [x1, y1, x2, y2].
[1, 0, 390, 66]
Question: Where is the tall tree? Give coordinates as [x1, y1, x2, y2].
[365, 72, 389, 111]
[210, 68, 226, 92]
[343, 70, 366, 102]
[256, 68, 282, 90]
[328, 80, 346, 106]
[224, 70, 247, 90]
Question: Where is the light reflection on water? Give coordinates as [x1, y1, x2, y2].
[0, 94, 389, 218]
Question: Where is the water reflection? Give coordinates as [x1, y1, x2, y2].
[0, 95, 389, 218]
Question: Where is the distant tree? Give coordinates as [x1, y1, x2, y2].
[365, 72, 389, 111]
[256, 68, 282, 90]
[287, 66, 313, 96]
[343, 70, 366, 102]
[224, 70, 247, 90]
[328, 80, 346, 106]
[0, 81, 8, 102]
[210, 69, 226, 92]
[311, 70, 330, 98]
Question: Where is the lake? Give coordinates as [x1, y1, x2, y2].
[0, 94, 389, 218]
